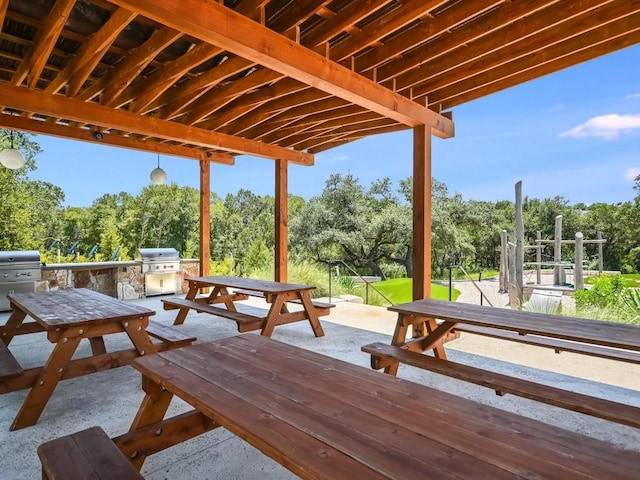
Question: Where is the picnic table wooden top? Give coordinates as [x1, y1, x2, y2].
[7, 288, 155, 329]
[132, 334, 640, 479]
[389, 298, 640, 352]
[187, 275, 316, 294]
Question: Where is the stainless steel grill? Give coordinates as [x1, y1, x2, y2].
[0, 250, 42, 311]
[136, 248, 180, 296]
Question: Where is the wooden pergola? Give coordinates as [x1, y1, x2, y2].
[1, 0, 638, 299]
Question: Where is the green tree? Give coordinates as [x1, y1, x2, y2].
[0, 130, 63, 250]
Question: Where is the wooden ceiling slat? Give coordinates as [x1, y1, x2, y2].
[302, 0, 391, 47]
[269, 0, 331, 33]
[12, 0, 75, 89]
[107, 0, 453, 136]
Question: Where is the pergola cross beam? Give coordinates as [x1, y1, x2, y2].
[0, 83, 312, 165]
[106, 0, 454, 138]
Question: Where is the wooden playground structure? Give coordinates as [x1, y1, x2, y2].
[499, 182, 606, 309]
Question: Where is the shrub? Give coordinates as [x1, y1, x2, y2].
[574, 275, 625, 310]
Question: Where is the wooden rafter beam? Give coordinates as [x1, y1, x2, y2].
[432, 19, 640, 110]
[0, 112, 233, 163]
[106, 0, 454, 137]
[412, 0, 640, 100]
[0, 83, 313, 165]
[394, 0, 621, 93]
[354, 0, 506, 73]
[224, 94, 344, 137]
[197, 79, 309, 131]
[77, 27, 183, 104]
[329, 0, 446, 62]
[187, 68, 283, 125]
[157, 55, 256, 119]
[376, 0, 560, 85]
[114, 42, 222, 110]
[46, 8, 138, 96]
[12, 0, 75, 89]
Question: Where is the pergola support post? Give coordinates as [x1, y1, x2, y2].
[275, 159, 288, 282]
[412, 124, 432, 301]
[199, 159, 211, 278]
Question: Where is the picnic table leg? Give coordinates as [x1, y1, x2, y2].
[425, 318, 447, 359]
[297, 291, 325, 337]
[10, 329, 82, 431]
[261, 294, 288, 337]
[89, 336, 106, 355]
[1, 309, 27, 346]
[210, 286, 239, 312]
[123, 317, 158, 356]
[126, 376, 174, 470]
[174, 283, 200, 325]
[384, 314, 410, 375]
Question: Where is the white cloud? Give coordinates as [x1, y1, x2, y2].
[626, 93, 640, 99]
[625, 167, 640, 181]
[559, 113, 640, 140]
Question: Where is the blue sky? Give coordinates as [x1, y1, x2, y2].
[28, 43, 640, 208]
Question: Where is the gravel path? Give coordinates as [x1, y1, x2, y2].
[452, 272, 576, 312]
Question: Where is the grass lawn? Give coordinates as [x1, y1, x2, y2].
[585, 273, 640, 288]
[368, 278, 460, 305]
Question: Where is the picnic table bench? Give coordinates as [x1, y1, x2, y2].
[43, 334, 640, 479]
[162, 276, 331, 337]
[364, 298, 640, 429]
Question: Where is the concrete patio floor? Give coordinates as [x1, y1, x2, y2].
[1, 294, 639, 479]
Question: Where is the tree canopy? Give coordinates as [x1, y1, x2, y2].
[2, 131, 640, 277]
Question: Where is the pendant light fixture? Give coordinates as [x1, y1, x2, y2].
[0, 120, 26, 170]
[150, 153, 167, 184]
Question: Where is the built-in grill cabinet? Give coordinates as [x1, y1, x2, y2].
[0, 250, 42, 311]
[136, 248, 180, 296]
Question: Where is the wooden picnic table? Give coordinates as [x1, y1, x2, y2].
[0, 288, 192, 431]
[362, 298, 640, 429]
[162, 275, 330, 337]
[386, 298, 640, 364]
[115, 334, 640, 479]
